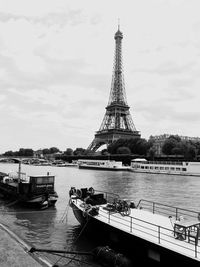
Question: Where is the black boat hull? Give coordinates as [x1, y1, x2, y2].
[0, 184, 58, 209]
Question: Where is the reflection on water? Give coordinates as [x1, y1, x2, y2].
[0, 163, 200, 265]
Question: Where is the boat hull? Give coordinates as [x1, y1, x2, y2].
[129, 168, 200, 176]
[21, 194, 58, 208]
[70, 198, 200, 267]
[70, 201, 88, 225]
[0, 183, 58, 208]
[79, 165, 129, 171]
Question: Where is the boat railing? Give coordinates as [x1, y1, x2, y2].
[9, 171, 27, 181]
[137, 199, 200, 221]
[99, 207, 200, 259]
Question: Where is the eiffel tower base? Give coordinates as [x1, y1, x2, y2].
[87, 130, 140, 152]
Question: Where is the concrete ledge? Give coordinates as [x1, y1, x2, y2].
[0, 223, 51, 267]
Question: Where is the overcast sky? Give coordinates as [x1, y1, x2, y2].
[0, 0, 200, 153]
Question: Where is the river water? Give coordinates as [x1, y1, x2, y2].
[0, 163, 200, 266]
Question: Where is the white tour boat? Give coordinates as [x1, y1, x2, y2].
[69, 186, 200, 267]
[130, 158, 200, 176]
[77, 159, 130, 171]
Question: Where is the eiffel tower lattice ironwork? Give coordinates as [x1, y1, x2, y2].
[87, 26, 141, 152]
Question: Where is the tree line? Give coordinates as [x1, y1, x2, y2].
[106, 135, 200, 160]
[2, 135, 200, 161]
[2, 147, 88, 157]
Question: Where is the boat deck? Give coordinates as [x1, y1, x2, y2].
[73, 198, 200, 262]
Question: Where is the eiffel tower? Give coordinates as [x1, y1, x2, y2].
[87, 26, 141, 152]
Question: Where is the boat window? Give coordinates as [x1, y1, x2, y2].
[145, 166, 149, 169]
[170, 167, 175, 170]
[48, 177, 54, 183]
[155, 167, 159, 170]
[36, 177, 43, 184]
[35, 177, 54, 184]
[176, 168, 180, 171]
[165, 167, 169, 170]
[160, 167, 164, 170]
[141, 166, 144, 169]
[182, 168, 187, 171]
[150, 166, 153, 169]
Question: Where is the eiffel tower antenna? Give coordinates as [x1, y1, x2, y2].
[87, 26, 140, 152]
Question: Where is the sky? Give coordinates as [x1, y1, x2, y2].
[0, 0, 200, 153]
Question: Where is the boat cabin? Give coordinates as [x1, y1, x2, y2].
[29, 175, 55, 194]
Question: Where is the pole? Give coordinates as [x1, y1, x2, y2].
[18, 161, 21, 182]
[17, 160, 22, 194]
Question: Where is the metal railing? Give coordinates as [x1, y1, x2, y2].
[99, 207, 200, 259]
[72, 191, 200, 259]
[137, 199, 200, 221]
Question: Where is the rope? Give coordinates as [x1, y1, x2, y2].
[0, 198, 93, 266]
[49, 252, 94, 266]
[63, 217, 91, 266]
[59, 202, 70, 223]
[5, 200, 19, 207]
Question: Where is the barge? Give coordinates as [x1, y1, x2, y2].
[69, 187, 200, 266]
[0, 162, 58, 209]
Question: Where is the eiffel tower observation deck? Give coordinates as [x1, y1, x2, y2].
[87, 26, 141, 152]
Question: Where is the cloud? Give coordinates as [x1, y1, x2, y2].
[0, 0, 200, 152]
[0, 10, 85, 27]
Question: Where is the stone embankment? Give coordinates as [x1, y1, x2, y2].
[0, 223, 51, 267]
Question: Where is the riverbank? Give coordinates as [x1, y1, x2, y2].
[0, 223, 50, 267]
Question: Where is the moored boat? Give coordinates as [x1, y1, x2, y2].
[56, 161, 78, 167]
[77, 159, 130, 171]
[130, 158, 200, 176]
[0, 162, 58, 209]
[69, 186, 200, 266]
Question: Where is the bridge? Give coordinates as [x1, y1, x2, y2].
[0, 157, 35, 163]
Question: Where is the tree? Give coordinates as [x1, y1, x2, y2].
[49, 147, 60, 154]
[42, 148, 50, 154]
[65, 148, 73, 155]
[101, 149, 109, 155]
[108, 138, 126, 154]
[73, 148, 86, 155]
[136, 139, 149, 155]
[18, 148, 34, 157]
[3, 150, 15, 156]
[129, 138, 141, 154]
[162, 138, 177, 155]
[148, 147, 156, 160]
[184, 144, 196, 160]
[116, 146, 131, 155]
[171, 147, 183, 156]
[107, 137, 150, 155]
[169, 135, 181, 142]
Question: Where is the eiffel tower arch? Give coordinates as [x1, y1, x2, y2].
[87, 26, 141, 152]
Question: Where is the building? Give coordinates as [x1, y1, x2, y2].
[149, 134, 200, 156]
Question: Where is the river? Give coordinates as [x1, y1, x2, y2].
[0, 163, 200, 266]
